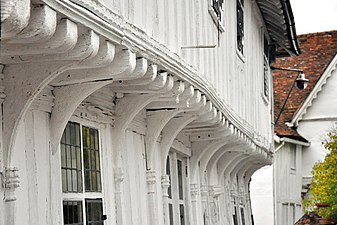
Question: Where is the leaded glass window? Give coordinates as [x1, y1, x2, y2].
[63, 201, 83, 225]
[61, 122, 104, 225]
[82, 126, 101, 192]
[85, 199, 104, 225]
[237, 0, 244, 54]
[166, 152, 188, 225]
[61, 122, 82, 193]
[263, 36, 270, 100]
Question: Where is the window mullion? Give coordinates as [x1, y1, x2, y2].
[79, 124, 87, 225]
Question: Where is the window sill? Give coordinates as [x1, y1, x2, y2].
[208, 6, 225, 32]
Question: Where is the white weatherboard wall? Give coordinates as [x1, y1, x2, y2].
[98, 0, 271, 140]
[0, 0, 276, 225]
[273, 142, 303, 225]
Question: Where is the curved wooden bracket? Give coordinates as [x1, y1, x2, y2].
[2, 62, 76, 167]
[190, 140, 226, 182]
[160, 114, 198, 172]
[50, 81, 111, 154]
[145, 109, 182, 170]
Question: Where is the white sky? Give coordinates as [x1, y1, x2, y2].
[290, 0, 337, 34]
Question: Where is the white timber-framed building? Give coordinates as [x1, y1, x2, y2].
[0, 0, 300, 225]
[251, 31, 337, 225]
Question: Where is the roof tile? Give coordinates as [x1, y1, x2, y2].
[273, 30, 337, 139]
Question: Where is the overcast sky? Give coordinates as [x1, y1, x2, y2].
[290, 0, 337, 34]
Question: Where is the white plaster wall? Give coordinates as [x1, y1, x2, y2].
[250, 165, 274, 225]
[297, 67, 337, 177]
[298, 121, 331, 177]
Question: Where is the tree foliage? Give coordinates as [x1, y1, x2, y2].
[304, 130, 337, 219]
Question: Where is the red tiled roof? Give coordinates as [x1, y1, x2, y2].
[273, 30, 337, 139]
[294, 212, 337, 225]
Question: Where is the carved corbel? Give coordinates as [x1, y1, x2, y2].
[112, 64, 157, 87]
[146, 170, 157, 193]
[147, 83, 195, 109]
[161, 174, 170, 197]
[51, 49, 136, 86]
[1, 19, 78, 60]
[0, 0, 17, 22]
[1, 0, 30, 39]
[200, 185, 209, 202]
[190, 183, 200, 201]
[190, 183, 200, 225]
[161, 174, 170, 225]
[2, 167, 20, 202]
[8, 4, 57, 44]
[146, 170, 158, 225]
[111, 71, 170, 93]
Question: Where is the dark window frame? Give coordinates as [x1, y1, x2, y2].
[237, 0, 244, 55]
[212, 0, 224, 19]
[209, 0, 225, 32]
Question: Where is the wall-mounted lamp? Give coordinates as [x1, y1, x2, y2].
[271, 66, 309, 126]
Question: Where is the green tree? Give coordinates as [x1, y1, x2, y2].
[304, 130, 337, 219]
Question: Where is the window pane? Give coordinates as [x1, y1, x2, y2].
[85, 199, 104, 225]
[168, 203, 173, 225]
[166, 156, 172, 199]
[63, 201, 83, 225]
[212, 0, 221, 18]
[67, 170, 72, 191]
[62, 169, 67, 192]
[180, 204, 185, 225]
[177, 160, 184, 200]
[61, 122, 82, 193]
[233, 207, 238, 225]
[264, 61, 269, 99]
[83, 126, 101, 192]
[241, 207, 245, 225]
[237, 0, 244, 54]
[61, 145, 66, 167]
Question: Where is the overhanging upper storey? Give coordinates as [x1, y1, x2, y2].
[256, 0, 301, 57]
